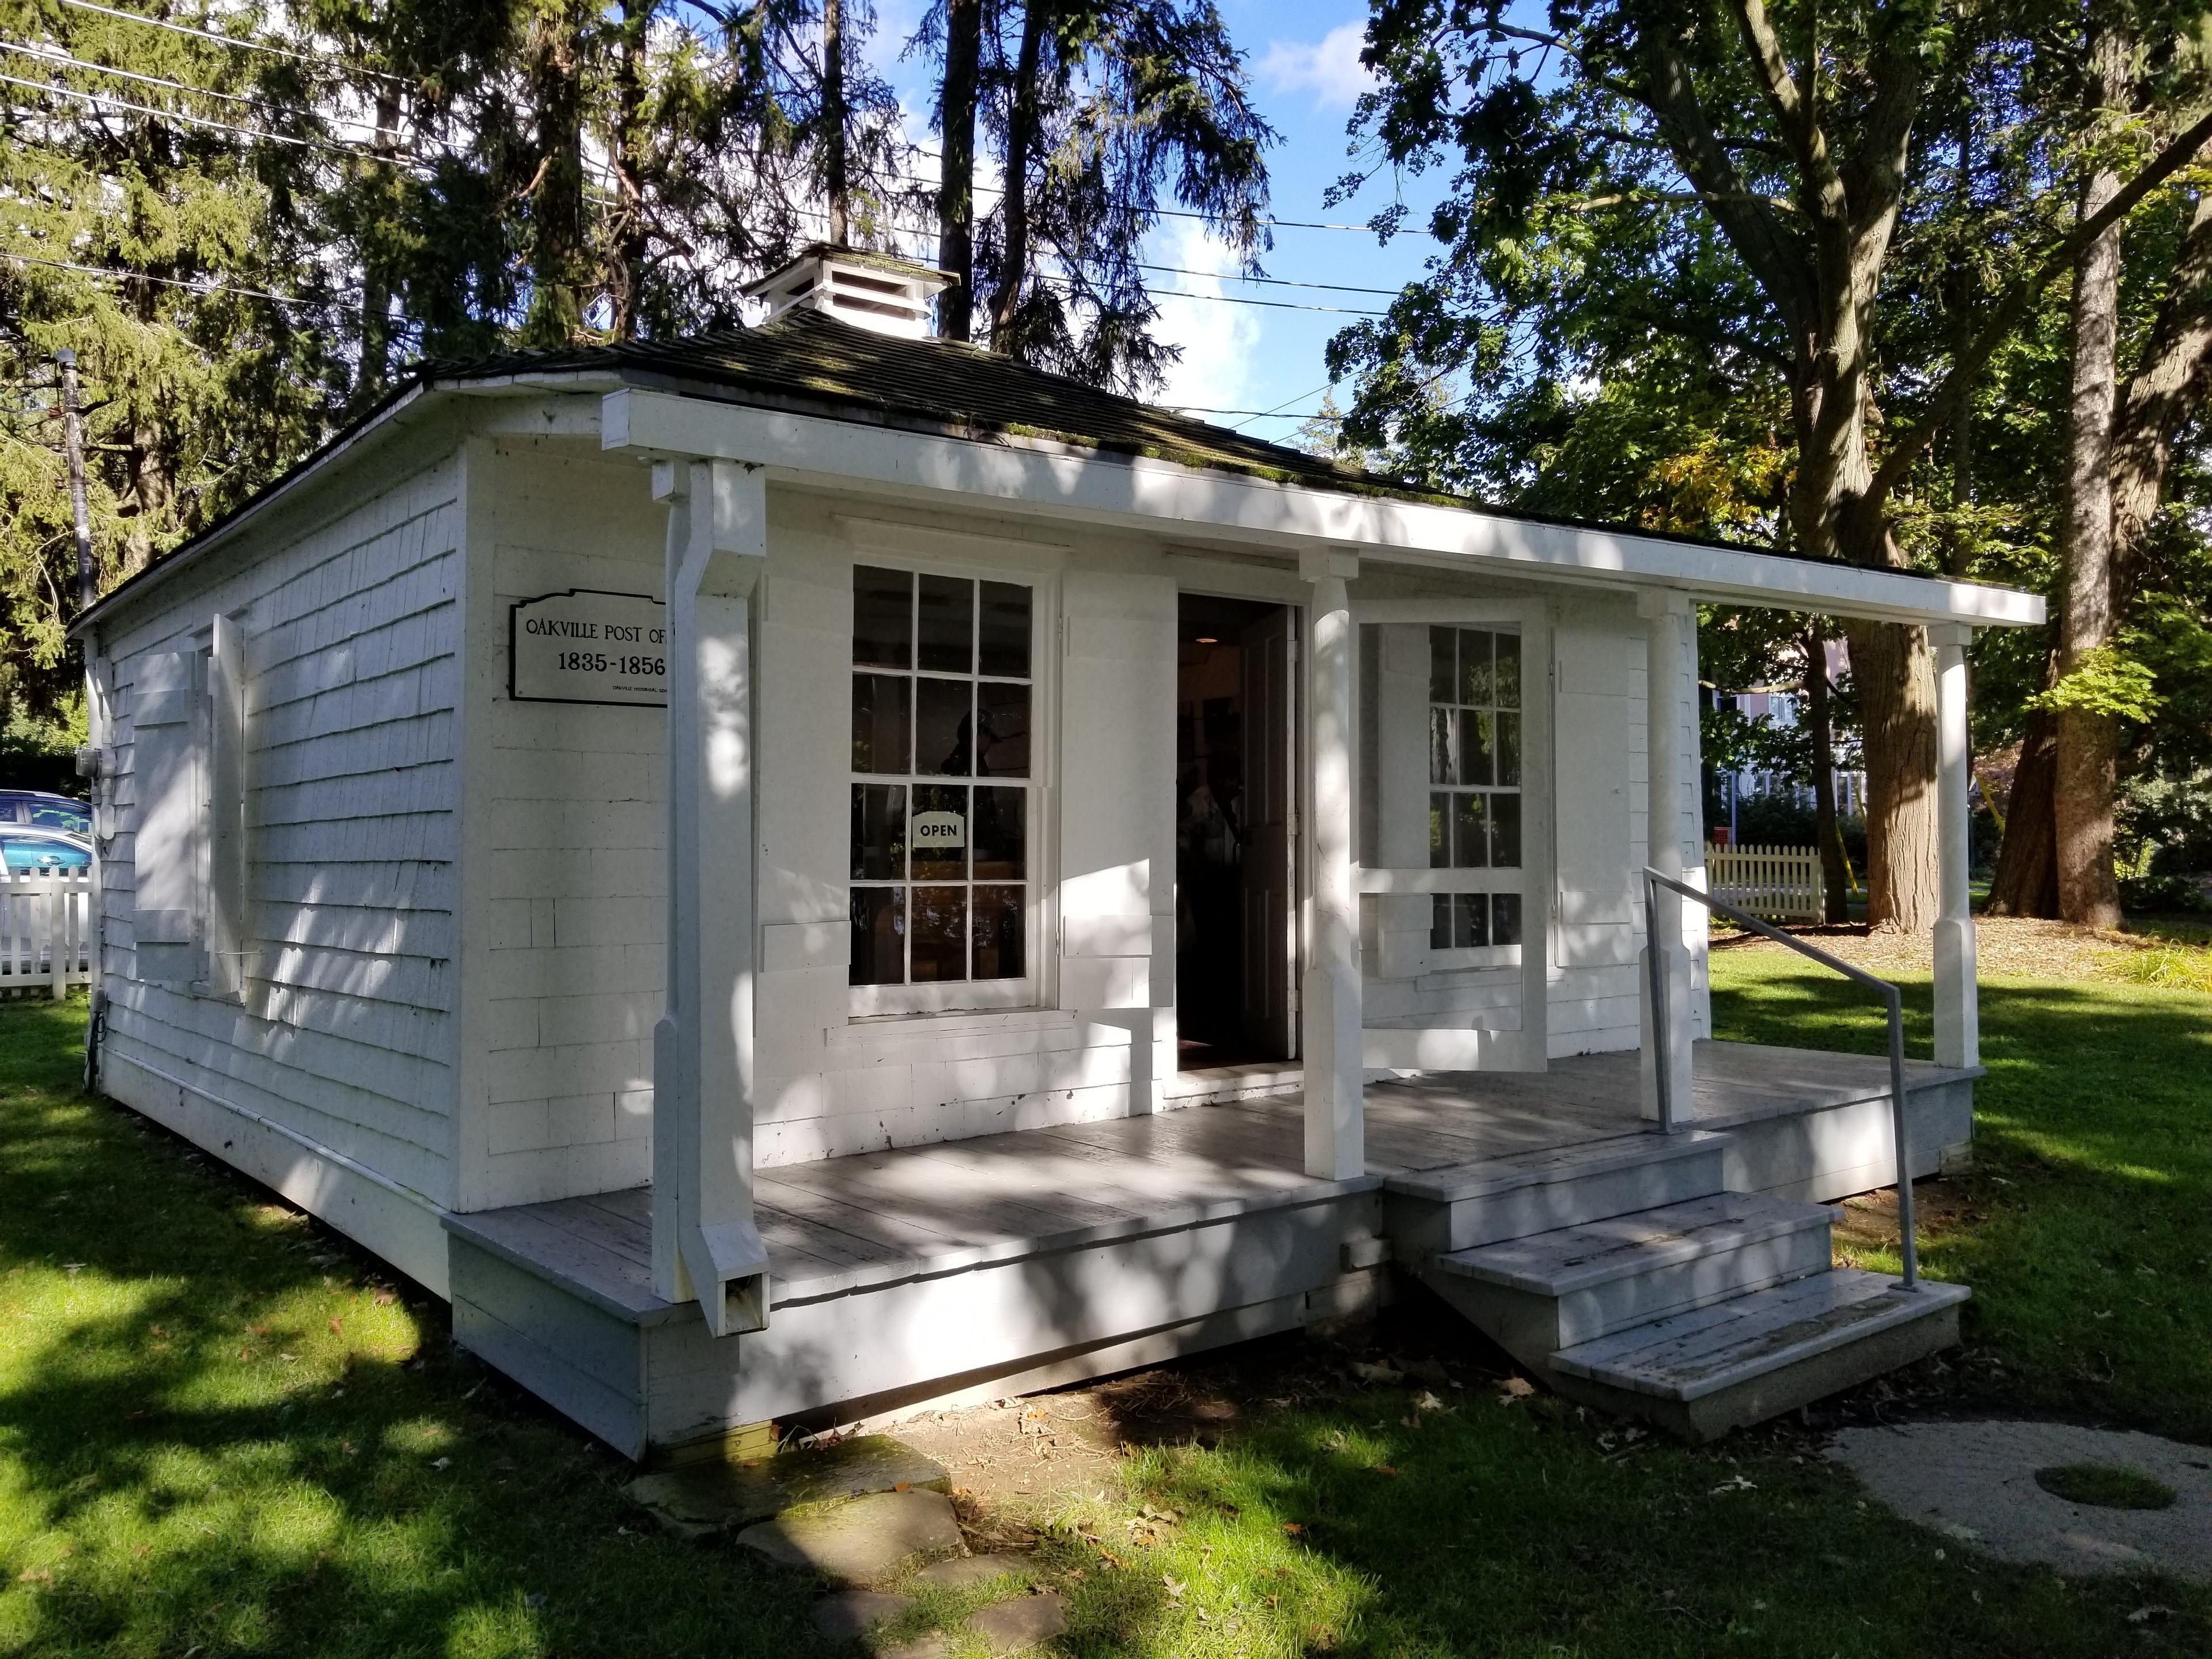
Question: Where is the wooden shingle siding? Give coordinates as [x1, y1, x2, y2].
[95, 447, 465, 1257]
[455, 442, 666, 1212]
[1547, 599, 1709, 1056]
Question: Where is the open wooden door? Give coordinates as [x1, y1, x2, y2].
[1239, 607, 1298, 1059]
[1354, 597, 1552, 1072]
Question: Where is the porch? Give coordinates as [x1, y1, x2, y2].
[444, 1039, 1977, 1459]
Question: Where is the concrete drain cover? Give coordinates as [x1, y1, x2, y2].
[1831, 1419, 2212, 1582]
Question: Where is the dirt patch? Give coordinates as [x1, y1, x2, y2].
[889, 1318, 1517, 1526]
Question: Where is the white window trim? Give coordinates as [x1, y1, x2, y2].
[842, 544, 1060, 1021]
[1353, 594, 1551, 997]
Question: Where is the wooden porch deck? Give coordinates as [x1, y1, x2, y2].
[447, 1040, 1977, 1324]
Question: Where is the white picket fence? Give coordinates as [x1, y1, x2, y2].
[1, 871, 94, 998]
[1704, 843, 1825, 923]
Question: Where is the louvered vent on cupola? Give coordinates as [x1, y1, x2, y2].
[744, 244, 957, 339]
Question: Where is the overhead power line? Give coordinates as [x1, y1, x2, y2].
[1, 37, 261, 107]
[1, 247, 329, 308]
[1137, 261, 1404, 297]
[0, 69, 407, 162]
[56, 0, 410, 87]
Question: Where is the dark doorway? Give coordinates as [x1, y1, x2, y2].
[1175, 593, 1297, 1069]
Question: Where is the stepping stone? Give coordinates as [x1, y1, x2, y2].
[624, 1436, 950, 1539]
[908, 1552, 1029, 1590]
[737, 1489, 963, 1585]
[809, 1589, 912, 1641]
[963, 1592, 1069, 1653]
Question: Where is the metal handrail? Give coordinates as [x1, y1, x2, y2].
[1642, 865, 1918, 1291]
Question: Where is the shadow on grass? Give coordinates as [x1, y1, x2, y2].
[0, 997, 828, 1659]
[1011, 1312, 2212, 1658]
[1709, 956, 2212, 1443]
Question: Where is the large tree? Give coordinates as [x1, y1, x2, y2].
[1332, 0, 2212, 929]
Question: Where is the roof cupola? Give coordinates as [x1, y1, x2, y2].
[743, 244, 957, 339]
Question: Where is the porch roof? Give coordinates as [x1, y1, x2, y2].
[75, 307, 2043, 637]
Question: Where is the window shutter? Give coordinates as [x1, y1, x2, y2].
[206, 615, 247, 996]
[131, 650, 203, 985]
[1058, 570, 1176, 1013]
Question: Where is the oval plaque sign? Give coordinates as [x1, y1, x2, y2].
[510, 590, 668, 707]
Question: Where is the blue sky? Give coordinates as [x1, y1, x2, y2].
[861, 0, 1449, 443]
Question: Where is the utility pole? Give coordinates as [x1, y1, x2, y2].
[57, 348, 93, 613]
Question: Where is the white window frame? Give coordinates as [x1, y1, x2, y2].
[842, 546, 1055, 1020]
[1353, 594, 1552, 968]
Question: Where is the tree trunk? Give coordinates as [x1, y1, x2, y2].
[1987, 692, 2061, 916]
[2051, 15, 2130, 930]
[1803, 624, 1852, 923]
[823, 0, 850, 244]
[357, 86, 402, 396]
[1843, 617, 1941, 931]
[935, 0, 983, 340]
[523, 0, 589, 346]
[990, 0, 1049, 351]
[609, 0, 652, 339]
[2110, 191, 2212, 616]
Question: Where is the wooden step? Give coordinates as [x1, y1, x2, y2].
[1382, 1131, 1730, 1257]
[1421, 1192, 1835, 1367]
[1548, 1269, 1970, 1440]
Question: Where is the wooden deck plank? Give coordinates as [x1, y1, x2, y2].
[456, 1039, 1970, 1311]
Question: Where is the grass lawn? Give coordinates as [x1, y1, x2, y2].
[3, 938, 2209, 1657]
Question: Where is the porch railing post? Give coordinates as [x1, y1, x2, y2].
[1637, 590, 1695, 1125]
[651, 457, 771, 1336]
[1301, 547, 1364, 1180]
[1929, 623, 1979, 1070]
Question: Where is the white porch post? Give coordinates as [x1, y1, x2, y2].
[1638, 590, 1695, 1122]
[651, 458, 771, 1336]
[1302, 547, 1364, 1179]
[1930, 623, 1980, 1069]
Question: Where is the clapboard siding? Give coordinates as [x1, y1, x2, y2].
[92, 442, 465, 1229]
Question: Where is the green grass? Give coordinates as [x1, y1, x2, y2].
[2033, 1464, 2177, 1511]
[4, 953, 2210, 1657]
[0, 996, 823, 1659]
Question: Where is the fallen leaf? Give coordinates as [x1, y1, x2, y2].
[1370, 1465, 1399, 1477]
[1412, 1391, 1446, 1413]
[1350, 1361, 1403, 1384]
[1162, 1573, 1185, 1600]
[2128, 1606, 2175, 1624]
[893, 1481, 910, 1492]
[329, 1317, 343, 1336]
[1498, 1377, 1536, 1399]
[1281, 1522, 1304, 1535]
[373, 1290, 396, 1306]
[431, 1457, 452, 1471]
[1710, 1474, 1757, 1494]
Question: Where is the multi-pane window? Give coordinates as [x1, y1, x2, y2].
[1428, 625, 1524, 950]
[849, 565, 1033, 993]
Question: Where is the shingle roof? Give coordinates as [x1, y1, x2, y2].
[425, 306, 1414, 499]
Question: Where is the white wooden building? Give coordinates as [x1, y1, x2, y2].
[71, 248, 2041, 1456]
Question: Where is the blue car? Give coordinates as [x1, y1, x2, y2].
[0, 827, 92, 872]
[0, 790, 92, 837]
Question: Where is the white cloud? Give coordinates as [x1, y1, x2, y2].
[1152, 221, 1263, 416]
[1257, 20, 1377, 112]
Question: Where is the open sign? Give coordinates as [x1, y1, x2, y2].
[912, 810, 967, 848]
